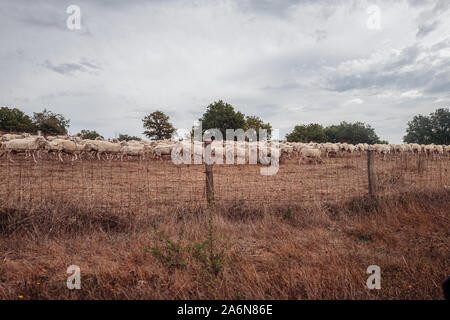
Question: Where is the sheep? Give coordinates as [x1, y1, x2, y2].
[371, 144, 390, 160]
[119, 144, 149, 161]
[393, 144, 407, 154]
[410, 143, 422, 153]
[299, 147, 323, 164]
[1, 133, 26, 141]
[87, 140, 122, 160]
[445, 145, 450, 155]
[153, 143, 175, 159]
[323, 143, 340, 158]
[279, 143, 294, 161]
[0, 136, 48, 163]
[44, 139, 93, 162]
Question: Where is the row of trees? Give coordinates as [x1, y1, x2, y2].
[403, 108, 449, 145]
[0, 107, 140, 141]
[1, 104, 448, 144]
[285, 122, 388, 144]
[0, 107, 69, 136]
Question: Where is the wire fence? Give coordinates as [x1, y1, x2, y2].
[0, 152, 448, 214]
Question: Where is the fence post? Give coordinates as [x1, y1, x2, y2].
[367, 149, 375, 198]
[205, 141, 215, 204]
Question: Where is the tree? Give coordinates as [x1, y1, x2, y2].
[286, 123, 326, 143]
[243, 116, 272, 140]
[32, 109, 70, 135]
[324, 121, 381, 144]
[198, 100, 245, 138]
[77, 129, 103, 140]
[286, 121, 383, 144]
[142, 110, 175, 140]
[118, 133, 142, 141]
[0, 107, 35, 133]
[403, 108, 449, 144]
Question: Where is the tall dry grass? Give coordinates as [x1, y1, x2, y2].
[0, 190, 448, 299]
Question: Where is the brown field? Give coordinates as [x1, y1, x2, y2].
[0, 153, 449, 299]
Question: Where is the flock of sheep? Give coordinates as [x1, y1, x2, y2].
[0, 132, 449, 164]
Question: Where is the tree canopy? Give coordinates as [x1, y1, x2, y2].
[142, 110, 176, 140]
[118, 133, 142, 141]
[198, 100, 245, 138]
[325, 121, 381, 144]
[0, 106, 35, 133]
[286, 121, 383, 144]
[286, 123, 326, 143]
[403, 108, 449, 145]
[243, 115, 272, 140]
[33, 109, 70, 136]
[77, 129, 103, 140]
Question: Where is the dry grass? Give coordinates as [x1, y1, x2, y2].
[0, 191, 448, 299]
[0, 154, 448, 299]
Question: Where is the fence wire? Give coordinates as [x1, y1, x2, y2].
[0, 153, 448, 214]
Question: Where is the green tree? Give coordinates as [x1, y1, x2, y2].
[77, 129, 103, 140]
[286, 123, 326, 142]
[32, 109, 70, 135]
[324, 121, 381, 144]
[0, 107, 35, 133]
[403, 108, 449, 144]
[118, 133, 142, 141]
[243, 115, 272, 140]
[198, 100, 245, 138]
[142, 110, 175, 140]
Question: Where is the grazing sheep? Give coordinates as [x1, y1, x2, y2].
[299, 147, 323, 164]
[119, 144, 148, 161]
[45, 139, 93, 162]
[410, 143, 422, 153]
[371, 144, 390, 160]
[323, 143, 340, 158]
[0, 136, 48, 163]
[1, 133, 26, 141]
[153, 143, 175, 159]
[87, 140, 122, 160]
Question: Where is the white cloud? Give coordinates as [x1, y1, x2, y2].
[344, 98, 364, 105]
[401, 90, 423, 98]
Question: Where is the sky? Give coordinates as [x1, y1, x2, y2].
[0, 0, 449, 143]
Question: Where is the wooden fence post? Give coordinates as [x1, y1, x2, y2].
[205, 141, 215, 204]
[367, 149, 375, 198]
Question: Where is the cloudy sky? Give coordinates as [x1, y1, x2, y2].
[1, 0, 449, 143]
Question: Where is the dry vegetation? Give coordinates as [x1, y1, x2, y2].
[0, 154, 448, 299]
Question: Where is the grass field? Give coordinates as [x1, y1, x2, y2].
[0, 154, 448, 299]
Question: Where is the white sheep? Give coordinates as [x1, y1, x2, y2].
[0, 136, 48, 163]
[299, 147, 323, 164]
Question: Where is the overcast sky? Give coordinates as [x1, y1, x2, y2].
[1, 0, 449, 143]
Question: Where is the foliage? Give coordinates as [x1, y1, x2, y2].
[77, 129, 103, 140]
[403, 108, 449, 145]
[142, 110, 175, 140]
[32, 109, 70, 135]
[324, 122, 381, 144]
[146, 228, 187, 269]
[0, 107, 35, 133]
[198, 100, 245, 138]
[286, 123, 326, 143]
[117, 133, 142, 141]
[286, 121, 382, 144]
[243, 115, 272, 140]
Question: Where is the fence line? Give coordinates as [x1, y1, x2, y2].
[0, 153, 448, 214]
